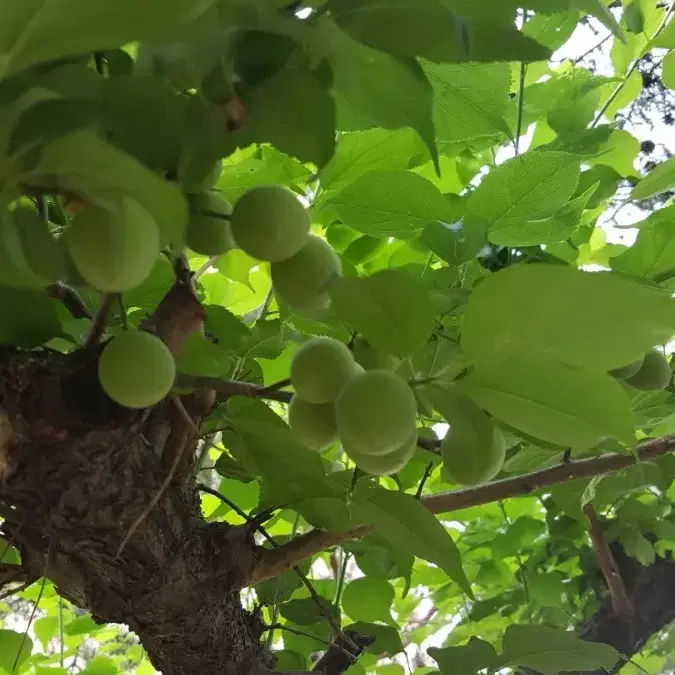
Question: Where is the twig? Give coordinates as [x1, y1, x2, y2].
[83, 293, 116, 348]
[514, 62, 527, 155]
[571, 33, 612, 65]
[247, 435, 675, 584]
[261, 378, 292, 394]
[415, 462, 435, 499]
[116, 397, 201, 557]
[584, 504, 633, 617]
[47, 282, 92, 320]
[175, 374, 294, 403]
[194, 256, 221, 280]
[196, 483, 359, 653]
[267, 623, 348, 655]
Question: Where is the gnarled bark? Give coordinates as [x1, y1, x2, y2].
[0, 347, 266, 675]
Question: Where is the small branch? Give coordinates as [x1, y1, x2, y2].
[584, 504, 633, 617]
[248, 435, 675, 584]
[175, 374, 294, 403]
[47, 282, 92, 320]
[83, 293, 116, 348]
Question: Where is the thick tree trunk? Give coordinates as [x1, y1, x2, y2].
[0, 347, 266, 675]
[574, 547, 675, 675]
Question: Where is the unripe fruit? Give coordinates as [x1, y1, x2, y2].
[345, 428, 417, 476]
[443, 426, 505, 486]
[290, 337, 357, 404]
[180, 159, 222, 194]
[288, 395, 338, 451]
[625, 348, 672, 390]
[271, 235, 341, 310]
[230, 185, 309, 262]
[185, 192, 234, 256]
[352, 338, 399, 371]
[98, 330, 176, 409]
[609, 357, 644, 380]
[13, 207, 65, 281]
[67, 198, 160, 292]
[335, 370, 417, 456]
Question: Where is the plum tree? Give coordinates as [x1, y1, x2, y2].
[625, 349, 672, 390]
[185, 191, 234, 256]
[335, 370, 417, 456]
[271, 235, 342, 310]
[67, 198, 160, 292]
[98, 330, 176, 409]
[290, 336, 358, 403]
[229, 185, 309, 262]
[344, 428, 418, 476]
[288, 395, 338, 451]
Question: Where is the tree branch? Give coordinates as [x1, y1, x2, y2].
[175, 374, 293, 402]
[584, 504, 632, 617]
[247, 436, 675, 585]
[46, 282, 92, 320]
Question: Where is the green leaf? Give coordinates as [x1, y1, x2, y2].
[458, 353, 636, 448]
[345, 622, 404, 656]
[611, 205, 675, 280]
[331, 170, 452, 238]
[466, 151, 580, 242]
[322, 18, 438, 169]
[225, 397, 340, 503]
[81, 655, 118, 675]
[618, 525, 656, 565]
[26, 130, 188, 246]
[497, 624, 620, 674]
[342, 577, 395, 624]
[662, 51, 675, 89]
[238, 65, 336, 168]
[320, 129, 422, 192]
[0, 288, 61, 348]
[351, 483, 472, 596]
[492, 516, 548, 557]
[428, 637, 498, 675]
[0, 629, 33, 672]
[573, 0, 626, 43]
[34, 616, 58, 650]
[631, 156, 675, 200]
[460, 264, 675, 371]
[64, 614, 99, 636]
[0, 0, 208, 81]
[420, 219, 486, 266]
[425, 62, 512, 144]
[330, 0, 461, 62]
[329, 269, 436, 357]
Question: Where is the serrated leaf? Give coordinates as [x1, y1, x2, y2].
[425, 62, 512, 143]
[467, 151, 580, 241]
[619, 525, 656, 566]
[460, 264, 675, 371]
[0, 0, 207, 81]
[332, 170, 452, 238]
[429, 638, 498, 675]
[497, 624, 619, 674]
[329, 269, 435, 357]
[458, 353, 636, 448]
[342, 577, 394, 624]
[351, 483, 472, 596]
[631, 156, 675, 200]
[322, 18, 438, 169]
[320, 129, 422, 192]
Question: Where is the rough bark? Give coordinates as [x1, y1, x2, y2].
[573, 547, 675, 675]
[0, 347, 266, 675]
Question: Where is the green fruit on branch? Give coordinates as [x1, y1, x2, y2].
[67, 198, 160, 292]
[352, 338, 399, 371]
[271, 235, 341, 310]
[609, 357, 644, 380]
[345, 428, 418, 476]
[179, 159, 222, 194]
[290, 337, 358, 404]
[624, 348, 672, 390]
[230, 184, 309, 262]
[185, 192, 234, 256]
[98, 330, 176, 409]
[335, 370, 417, 456]
[288, 395, 338, 451]
[443, 425, 506, 486]
[13, 207, 66, 282]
